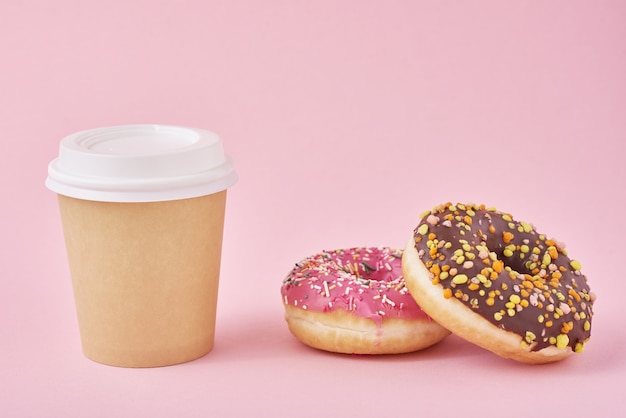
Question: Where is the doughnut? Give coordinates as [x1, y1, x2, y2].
[281, 247, 450, 354]
[402, 202, 595, 364]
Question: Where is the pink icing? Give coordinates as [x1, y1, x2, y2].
[280, 247, 431, 326]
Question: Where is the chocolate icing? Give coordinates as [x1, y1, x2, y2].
[414, 203, 594, 352]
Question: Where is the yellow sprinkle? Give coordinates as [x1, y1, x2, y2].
[548, 246, 558, 260]
[452, 274, 469, 284]
[503, 249, 513, 257]
[584, 320, 591, 331]
[556, 334, 569, 349]
[494, 312, 503, 321]
[417, 224, 429, 235]
[570, 260, 582, 271]
[575, 342, 585, 353]
[509, 294, 521, 304]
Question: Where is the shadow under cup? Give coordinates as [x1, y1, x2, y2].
[46, 125, 237, 367]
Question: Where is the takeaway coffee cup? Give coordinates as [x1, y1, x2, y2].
[46, 125, 237, 367]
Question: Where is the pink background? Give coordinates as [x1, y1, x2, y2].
[2, 0, 625, 416]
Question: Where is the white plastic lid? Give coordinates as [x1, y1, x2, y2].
[46, 124, 238, 202]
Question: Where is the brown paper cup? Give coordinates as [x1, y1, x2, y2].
[47, 125, 237, 367]
[58, 191, 227, 367]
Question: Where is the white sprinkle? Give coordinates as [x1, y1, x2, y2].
[383, 294, 396, 307]
[323, 281, 330, 297]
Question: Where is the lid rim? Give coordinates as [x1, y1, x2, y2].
[45, 125, 237, 202]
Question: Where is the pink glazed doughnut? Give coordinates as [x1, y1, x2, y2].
[280, 247, 450, 354]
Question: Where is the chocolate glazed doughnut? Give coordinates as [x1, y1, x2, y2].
[402, 203, 595, 364]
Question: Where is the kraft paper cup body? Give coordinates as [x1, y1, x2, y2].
[46, 125, 237, 367]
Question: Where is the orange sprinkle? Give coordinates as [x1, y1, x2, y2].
[428, 233, 436, 241]
[468, 283, 480, 291]
[489, 225, 496, 234]
[492, 260, 504, 273]
[443, 288, 453, 299]
[561, 321, 574, 334]
[569, 288, 581, 302]
[548, 247, 558, 260]
[464, 215, 472, 225]
[552, 271, 562, 280]
[502, 231, 514, 244]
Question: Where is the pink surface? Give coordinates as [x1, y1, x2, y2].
[1, 0, 625, 416]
